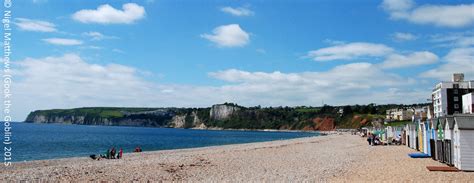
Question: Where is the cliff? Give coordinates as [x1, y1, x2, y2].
[25, 103, 426, 130]
[210, 104, 240, 120]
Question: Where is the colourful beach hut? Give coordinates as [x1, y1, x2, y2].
[435, 117, 446, 162]
[452, 114, 474, 171]
[429, 118, 437, 159]
[421, 120, 431, 155]
[444, 116, 455, 165]
[407, 124, 417, 149]
[417, 119, 424, 152]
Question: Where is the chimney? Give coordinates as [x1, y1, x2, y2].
[452, 73, 464, 82]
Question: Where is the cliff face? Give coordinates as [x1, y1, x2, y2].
[25, 103, 390, 130]
[210, 104, 240, 120]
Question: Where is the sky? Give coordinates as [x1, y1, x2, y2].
[6, 0, 474, 120]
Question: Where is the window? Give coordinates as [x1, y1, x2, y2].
[453, 89, 458, 94]
[454, 104, 459, 109]
[454, 96, 459, 102]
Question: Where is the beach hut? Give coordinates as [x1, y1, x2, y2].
[444, 116, 455, 165]
[435, 117, 446, 162]
[452, 114, 474, 171]
[403, 124, 410, 147]
[422, 120, 431, 155]
[417, 119, 424, 152]
[407, 124, 417, 149]
[429, 118, 437, 159]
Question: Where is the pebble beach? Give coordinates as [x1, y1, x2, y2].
[1, 133, 473, 182]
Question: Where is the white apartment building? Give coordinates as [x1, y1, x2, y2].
[432, 73, 474, 118]
[386, 108, 414, 121]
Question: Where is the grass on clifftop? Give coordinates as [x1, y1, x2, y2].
[31, 107, 163, 119]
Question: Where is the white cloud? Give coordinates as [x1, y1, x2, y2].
[14, 18, 57, 32]
[72, 3, 145, 24]
[392, 32, 417, 42]
[420, 47, 474, 80]
[381, 0, 414, 19]
[201, 24, 250, 47]
[380, 51, 438, 69]
[306, 42, 393, 61]
[82, 31, 117, 40]
[12, 54, 157, 120]
[12, 54, 424, 121]
[409, 4, 474, 28]
[382, 0, 474, 28]
[220, 6, 254, 16]
[430, 31, 474, 48]
[42, 38, 83, 46]
[207, 63, 417, 107]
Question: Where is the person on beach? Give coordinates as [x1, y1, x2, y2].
[106, 148, 111, 159]
[118, 148, 123, 159]
[134, 146, 142, 152]
[111, 147, 116, 159]
[367, 133, 372, 145]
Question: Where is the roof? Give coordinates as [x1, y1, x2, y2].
[435, 117, 446, 130]
[446, 116, 455, 130]
[454, 114, 474, 130]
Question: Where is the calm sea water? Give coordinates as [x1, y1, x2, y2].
[3, 122, 318, 162]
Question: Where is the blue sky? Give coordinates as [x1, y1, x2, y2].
[7, 0, 474, 120]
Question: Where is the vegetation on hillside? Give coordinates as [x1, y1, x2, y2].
[26, 103, 429, 129]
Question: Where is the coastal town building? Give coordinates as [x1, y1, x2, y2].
[386, 108, 414, 121]
[462, 93, 473, 114]
[432, 73, 474, 118]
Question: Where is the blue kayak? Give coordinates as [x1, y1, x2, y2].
[408, 153, 430, 158]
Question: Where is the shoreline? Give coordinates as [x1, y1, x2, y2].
[19, 121, 330, 133]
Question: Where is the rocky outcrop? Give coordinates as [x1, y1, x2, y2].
[170, 115, 186, 128]
[210, 104, 240, 120]
[313, 117, 335, 131]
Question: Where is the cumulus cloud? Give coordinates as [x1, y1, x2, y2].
[208, 63, 417, 107]
[42, 38, 83, 46]
[420, 47, 474, 80]
[12, 54, 158, 120]
[392, 32, 417, 42]
[306, 42, 393, 61]
[201, 24, 250, 47]
[380, 51, 438, 69]
[72, 3, 145, 24]
[220, 6, 254, 16]
[82, 31, 118, 41]
[430, 31, 474, 48]
[12, 54, 424, 121]
[14, 18, 57, 32]
[381, 0, 414, 19]
[382, 0, 474, 28]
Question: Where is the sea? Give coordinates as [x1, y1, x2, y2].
[2, 122, 318, 162]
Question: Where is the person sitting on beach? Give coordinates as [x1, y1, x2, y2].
[134, 146, 142, 153]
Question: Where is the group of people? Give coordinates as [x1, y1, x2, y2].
[90, 146, 143, 160]
[366, 133, 382, 146]
[103, 147, 123, 159]
[366, 133, 402, 146]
